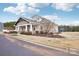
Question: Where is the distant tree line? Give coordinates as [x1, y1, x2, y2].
[4, 21, 16, 30]
[59, 25, 79, 32]
[3, 21, 79, 32]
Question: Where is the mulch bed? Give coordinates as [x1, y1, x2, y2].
[33, 34, 64, 38]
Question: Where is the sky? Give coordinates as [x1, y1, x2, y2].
[0, 3, 79, 25]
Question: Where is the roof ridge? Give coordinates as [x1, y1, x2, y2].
[32, 15, 52, 22]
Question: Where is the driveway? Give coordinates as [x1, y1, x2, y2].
[0, 34, 77, 56]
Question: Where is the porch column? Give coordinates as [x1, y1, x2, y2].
[30, 24, 32, 32]
[17, 26, 20, 34]
[18, 26, 20, 31]
[25, 25, 27, 32]
[15, 26, 19, 32]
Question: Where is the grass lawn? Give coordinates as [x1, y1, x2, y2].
[11, 33, 79, 50]
[60, 32, 79, 36]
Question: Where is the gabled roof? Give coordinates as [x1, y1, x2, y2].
[32, 15, 51, 22]
[32, 15, 58, 25]
[15, 15, 58, 26]
[15, 17, 33, 25]
[32, 15, 49, 22]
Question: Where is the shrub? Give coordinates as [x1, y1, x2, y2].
[44, 32, 48, 34]
[49, 32, 53, 35]
[9, 31, 17, 34]
[20, 31, 32, 35]
[40, 31, 44, 34]
[4, 32, 9, 34]
[35, 31, 39, 34]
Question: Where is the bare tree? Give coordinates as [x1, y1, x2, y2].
[45, 22, 54, 34]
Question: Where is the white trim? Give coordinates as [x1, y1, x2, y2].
[17, 24, 32, 27]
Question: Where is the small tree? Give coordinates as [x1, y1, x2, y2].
[45, 22, 54, 35]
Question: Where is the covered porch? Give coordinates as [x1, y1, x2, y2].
[15, 24, 33, 33]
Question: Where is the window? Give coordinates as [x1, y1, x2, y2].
[34, 27, 35, 30]
[41, 26, 42, 30]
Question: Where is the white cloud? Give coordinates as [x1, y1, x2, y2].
[4, 3, 27, 15]
[28, 3, 50, 8]
[76, 5, 79, 8]
[4, 6, 16, 13]
[3, 3, 40, 15]
[27, 7, 40, 14]
[43, 15, 61, 22]
[52, 3, 77, 12]
[70, 21, 79, 26]
[61, 20, 79, 26]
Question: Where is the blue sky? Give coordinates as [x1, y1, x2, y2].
[0, 3, 79, 25]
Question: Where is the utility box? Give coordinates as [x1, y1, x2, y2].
[0, 22, 3, 32]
